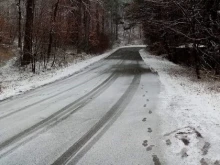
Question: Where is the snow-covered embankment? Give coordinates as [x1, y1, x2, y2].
[140, 49, 220, 165]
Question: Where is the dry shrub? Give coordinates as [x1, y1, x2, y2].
[149, 42, 166, 55]
[0, 15, 16, 45]
[0, 46, 13, 64]
[89, 32, 110, 54]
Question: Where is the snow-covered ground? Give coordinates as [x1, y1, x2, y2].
[0, 45, 145, 102]
[0, 48, 117, 101]
[140, 49, 220, 165]
[0, 46, 152, 165]
[2, 45, 219, 164]
[0, 22, 143, 102]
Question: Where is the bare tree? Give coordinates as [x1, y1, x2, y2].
[17, 0, 22, 49]
[22, 0, 35, 69]
[47, 0, 60, 61]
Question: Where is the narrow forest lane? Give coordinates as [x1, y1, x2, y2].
[0, 47, 162, 165]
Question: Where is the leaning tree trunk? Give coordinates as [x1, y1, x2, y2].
[22, 0, 35, 66]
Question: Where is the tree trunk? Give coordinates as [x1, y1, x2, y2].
[77, 0, 82, 53]
[85, 0, 90, 53]
[102, 10, 105, 33]
[163, 35, 171, 59]
[22, 0, 35, 66]
[47, 0, 60, 61]
[193, 44, 201, 79]
[96, 3, 100, 37]
[115, 23, 118, 40]
[17, 0, 22, 49]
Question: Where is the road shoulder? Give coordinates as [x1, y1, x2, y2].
[139, 49, 220, 165]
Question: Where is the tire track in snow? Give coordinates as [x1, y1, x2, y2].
[0, 60, 105, 105]
[0, 71, 120, 158]
[0, 71, 106, 120]
[0, 59, 122, 120]
[0, 49, 123, 106]
[0, 48, 139, 160]
[51, 73, 141, 165]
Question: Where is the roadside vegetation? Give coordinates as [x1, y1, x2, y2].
[129, 0, 220, 79]
[0, 46, 14, 66]
[0, 0, 127, 72]
[0, 0, 143, 99]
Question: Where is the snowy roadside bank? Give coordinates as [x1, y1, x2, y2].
[0, 49, 114, 101]
[140, 49, 220, 164]
[0, 45, 145, 102]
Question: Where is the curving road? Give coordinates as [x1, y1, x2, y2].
[0, 47, 161, 165]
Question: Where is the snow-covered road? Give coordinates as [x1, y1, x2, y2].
[0, 47, 164, 165]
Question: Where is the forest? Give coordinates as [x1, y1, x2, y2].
[130, 0, 220, 79]
[1, 1, 220, 165]
[1, 0, 220, 79]
[0, 0, 135, 73]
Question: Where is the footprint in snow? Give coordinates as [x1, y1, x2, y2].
[152, 155, 161, 165]
[166, 139, 172, 146]
[146, 145, 155, 151]
[200, 158, 208, 165]
[148, 128, 152, 133]
[142, 140, 148, 147]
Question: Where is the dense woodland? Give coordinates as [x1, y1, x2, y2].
[3, 0, 220, 79]
[129, 0, 220, 79]
[0, 0, 132, 72]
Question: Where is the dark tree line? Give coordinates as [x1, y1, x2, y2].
[129, 0, 220, 79]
